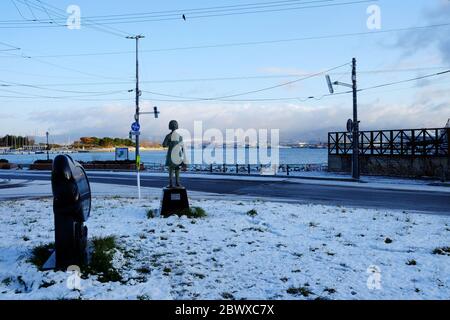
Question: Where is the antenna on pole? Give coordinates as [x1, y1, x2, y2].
[326, 74, 334, 94]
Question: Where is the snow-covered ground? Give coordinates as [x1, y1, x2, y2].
[0, 192, 449, 300]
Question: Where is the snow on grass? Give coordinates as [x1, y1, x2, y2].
[0, 197, 449, 300]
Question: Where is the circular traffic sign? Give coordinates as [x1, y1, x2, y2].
[131, 122, 140, 132]
[346, 119, 353, 133]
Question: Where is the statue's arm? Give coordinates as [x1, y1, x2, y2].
[162, 134, 170, 147]
[179, 136, 188, 164]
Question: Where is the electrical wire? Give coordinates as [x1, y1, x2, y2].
[140, 69, 450, 103]
[11, 0, 132, 38]
[0, 80, 129, 94]
[142, 63, 350, 101]
[358, 70, 450, 92]
[1, 0, 374, 27]
[7, 22, 448, 59]
[1, 0, 334, 23]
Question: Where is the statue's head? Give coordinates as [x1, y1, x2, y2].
[169, 120, 178, 131]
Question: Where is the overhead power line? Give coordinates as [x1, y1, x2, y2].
[140, 69, 450, 103]
[0, 79, 129, 94]
[2, 69, 449, 103]
[1, 0, 374, 27]
[0, 87, 132, 100]
[7, 22, 449, 59]
[358, 69, 450, 92]
[0, 40, 21, 52]
[143, 63, 351, 101]
[1, 0, 336, 23]
[9, 0, 132, 38]
[1, 66, 447, 87]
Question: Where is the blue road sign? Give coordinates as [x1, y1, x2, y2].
[131, 122, 140, 132]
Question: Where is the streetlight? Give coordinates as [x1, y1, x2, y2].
[326, 58, 360, 180]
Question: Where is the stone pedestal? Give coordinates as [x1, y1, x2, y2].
[160, 187, 189, 217]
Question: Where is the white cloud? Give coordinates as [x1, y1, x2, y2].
[24, 83, 449, 144]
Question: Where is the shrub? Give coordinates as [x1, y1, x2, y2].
[406, 259, 417, 266]
[146, 209, 155, 219]
[28, 243, 54, 270]
[432, 247, 450, 256]
[287, 286, 313, 297]
[175, 207, 206, 218]
[246, 209, 257, 217]
[85, 236, 122, 282]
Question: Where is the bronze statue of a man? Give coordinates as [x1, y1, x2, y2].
[162, 120, 186, 188]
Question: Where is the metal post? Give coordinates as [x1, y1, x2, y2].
[351, 58, 360, 180]
[46, 131, 49, 161]
[127, 35, 145, 200]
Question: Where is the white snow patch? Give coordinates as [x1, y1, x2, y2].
[0, 197, 449, 300]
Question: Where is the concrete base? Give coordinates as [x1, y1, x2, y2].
[329, 154, 450, 180]
[160, 187, 190, 218]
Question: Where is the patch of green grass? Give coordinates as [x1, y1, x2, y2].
[242, 227, 265, 233]
[406, 259, 417, 266]
[1, 277, 13, 286]
[246, 209, 257, 217]
[85, 236, 122, 283]
[174, 207, 207, 219]
[146, 209, 155, 219]
[136, 267, 151, 274]
[432, 247, 450, 256]
[39, 280, 56, 289]
[28, 243, 54, 271]
[221, 292, 235, 300]
[323, 288, 336, 294]
[287, 286, 313, 297]
[163, 267, 172, 275]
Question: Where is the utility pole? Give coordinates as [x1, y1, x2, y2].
[351, 58, 360, 180]
[127, 35, 145, 199]
[325, 58, 360, 180]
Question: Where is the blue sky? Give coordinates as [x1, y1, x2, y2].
[0, 0, 449, 143]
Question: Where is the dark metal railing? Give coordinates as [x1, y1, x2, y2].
[328, 127, 449, 156]
[143, 163, 328, 175]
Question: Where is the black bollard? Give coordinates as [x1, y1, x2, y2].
[43, 155, 91, 270]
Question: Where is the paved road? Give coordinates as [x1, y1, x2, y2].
[0, 171, 449, 214]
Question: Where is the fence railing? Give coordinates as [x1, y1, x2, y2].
[328, 128, 449, 156]
[143, 163, 328, 176]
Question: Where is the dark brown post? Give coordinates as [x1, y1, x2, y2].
[336, 132, 339, 155]
[390, 130, 394, 155]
